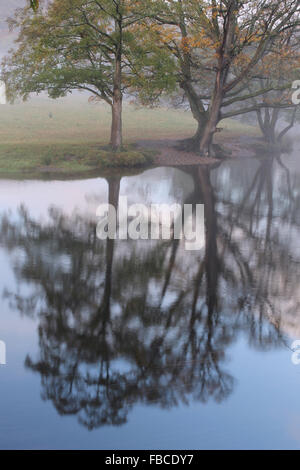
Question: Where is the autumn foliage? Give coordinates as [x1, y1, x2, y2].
[4, 0, 300, 154]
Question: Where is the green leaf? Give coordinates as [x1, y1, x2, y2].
[30, 0, 39, 12]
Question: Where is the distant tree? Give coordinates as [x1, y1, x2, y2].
[220, 28, 300, 145]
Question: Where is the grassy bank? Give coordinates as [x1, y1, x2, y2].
[0, 95, 258, 177]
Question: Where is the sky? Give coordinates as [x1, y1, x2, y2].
[0, 1, 25, 58]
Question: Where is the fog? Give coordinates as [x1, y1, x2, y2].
[0, 0, 26, 58]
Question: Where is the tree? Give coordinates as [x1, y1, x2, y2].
[138, 0, 300, 155]
[5, 1, 300, 155]
[3, 0, 144, 150]
[220, 27, 300, 145]
[30, 0, 39, 11]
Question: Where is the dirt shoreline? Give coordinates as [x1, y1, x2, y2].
[0, 134, 261, 179]
[137, 133, 259, 167]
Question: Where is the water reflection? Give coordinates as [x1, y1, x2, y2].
[1, 155, 300, 431]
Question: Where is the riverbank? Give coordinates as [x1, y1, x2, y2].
[0, 96, 260, 177]
[137, 133, 259, 167]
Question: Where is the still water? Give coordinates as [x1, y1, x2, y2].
[0, 152, 300, 450]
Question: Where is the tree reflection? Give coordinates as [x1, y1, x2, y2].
[1, 155, 300, 429]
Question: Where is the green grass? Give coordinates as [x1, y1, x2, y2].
[0, 94, 258, 177]
[0, 142, 155, 177]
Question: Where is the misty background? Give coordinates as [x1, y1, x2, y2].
[0, 1, 26, 59]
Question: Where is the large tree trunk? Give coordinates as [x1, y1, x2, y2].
[178, 81, 208, 151]
[110, 90, 122, 151]
[177, 8, 208, 152]
[199, 84, 224, 156]
[110, 21, 123, 151]
[177, 116, 208, 151]
[198, 59, 231, 156]
[198, 2, 236, 156]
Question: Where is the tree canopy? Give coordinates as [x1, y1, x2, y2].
[3, 0, 153, 149]
[3, 0, 300, 155]
[134, 0, 300, 154]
